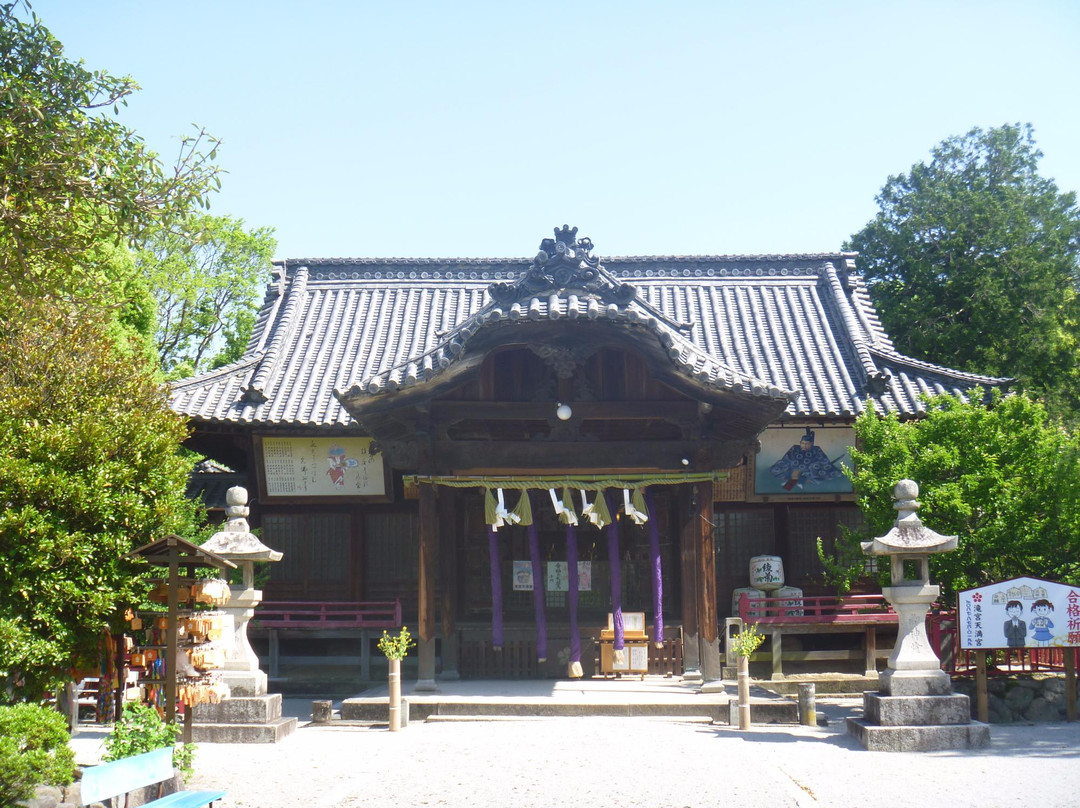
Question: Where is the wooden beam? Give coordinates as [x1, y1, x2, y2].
[429, 400, 701, 423]
[434, 439, 748, 472]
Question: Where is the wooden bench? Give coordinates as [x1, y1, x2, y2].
[735, 593, 899, 679]
[80, 747, 224, 808]
[250, 600, 402, 679]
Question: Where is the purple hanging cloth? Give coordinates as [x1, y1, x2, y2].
[605, 489, 624, 651]
[527, 509, 547, 662]
[566, 524, 581, 671]
[645, 487, 663, 647]
[487, 525, 503, 650]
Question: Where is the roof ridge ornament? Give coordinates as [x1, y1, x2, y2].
[487, 225, 637, 306]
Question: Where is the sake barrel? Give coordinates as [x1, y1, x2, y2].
[731, 587, 767, 618]
[775, 585, 804, 617]
[749, 555, 785, 591]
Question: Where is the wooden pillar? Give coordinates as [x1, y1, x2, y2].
[975, 650, 988, 724]
[165, 540, 179, 728]
[1064, 649, 1077, 723]
[696, 480, 721, 683]
[438, 488, 460, 680]
[416, 483, 439, 690]
[679, 485, 701, 679]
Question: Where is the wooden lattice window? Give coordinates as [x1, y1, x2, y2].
[363, 510, 419, 617]
[263, 511, 353, 599]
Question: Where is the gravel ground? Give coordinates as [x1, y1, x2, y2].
[161, 700, 1080, 808]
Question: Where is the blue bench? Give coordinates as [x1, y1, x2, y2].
[80, 747, 225, 808]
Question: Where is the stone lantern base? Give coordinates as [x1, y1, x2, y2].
[847, 689, 990, 752]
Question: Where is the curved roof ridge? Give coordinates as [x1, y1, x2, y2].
[169, 355, 261, 392]
[866, 345, 1012, 386]
[242, 265, 309, 404]
[819, 261, 888, 390]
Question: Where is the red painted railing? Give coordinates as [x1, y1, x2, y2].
[739, 592, 897, 625]
[251, 600, 402, 630]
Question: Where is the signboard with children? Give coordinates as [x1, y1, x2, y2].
[957, 577, 1080, 650]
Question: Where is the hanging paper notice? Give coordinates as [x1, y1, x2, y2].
[546, 562, 592, 592]
[513, 561, 533, 591]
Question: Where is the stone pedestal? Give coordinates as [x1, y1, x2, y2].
[847, 688, 989, 752]
[192, 693, 296, 743]
[848, 664, 989, 751]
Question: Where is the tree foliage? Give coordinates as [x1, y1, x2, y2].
[0, 299, 203, 702]
[848, 391, 1080, 599]
[140, 214, 276, 379]
[0, 2, 221, 306]
[848, 124, 1080, 421]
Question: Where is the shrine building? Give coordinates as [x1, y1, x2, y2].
[169, 225, 1006, 685]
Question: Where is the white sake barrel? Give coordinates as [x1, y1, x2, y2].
[731, 587, 767, 618]
[749, 555, 785, 591]
[776, 585, 804, 617]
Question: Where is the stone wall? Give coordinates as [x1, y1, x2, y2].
[952, 674, 1078, 723]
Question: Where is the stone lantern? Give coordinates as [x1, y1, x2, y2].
[848, 479, 989, 751]
[861, 479, 956, 695]
[200, 486, 282, 697]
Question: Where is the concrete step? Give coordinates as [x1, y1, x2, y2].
[191, 716, 297, 744]
[339, 695, 798, 725]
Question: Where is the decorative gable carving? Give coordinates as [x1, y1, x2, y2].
[488, 225, 637, 306]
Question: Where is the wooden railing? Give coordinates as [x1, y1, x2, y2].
[251, 600, 402, 630]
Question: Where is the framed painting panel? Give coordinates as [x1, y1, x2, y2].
[749, 424, 855, 502]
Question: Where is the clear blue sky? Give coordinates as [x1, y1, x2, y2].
[41, 0, 1080, 262]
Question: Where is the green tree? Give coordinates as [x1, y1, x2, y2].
[847, 391, 1080, 600]
[0, 299, 204, 702]
[847, 124, 1080, 421]
[140, 214, 277, 379]
[0, 2, 221, 307]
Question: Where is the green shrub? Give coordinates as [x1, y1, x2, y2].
[0, 703, 75, 805]
[104, 703, 195, 778]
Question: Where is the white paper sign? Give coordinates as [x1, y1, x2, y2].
[546, 562, 593, 592]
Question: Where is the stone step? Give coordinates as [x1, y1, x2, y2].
[846, 717, 990, 752]
[191, 717, 297, 744]
[193, 694, 283, 724]
[863, 693, 973, 726]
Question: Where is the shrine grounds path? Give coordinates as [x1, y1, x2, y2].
[72, 696, 1080, 808]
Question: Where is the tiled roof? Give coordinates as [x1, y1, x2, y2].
[169, 249, 1008, 429]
